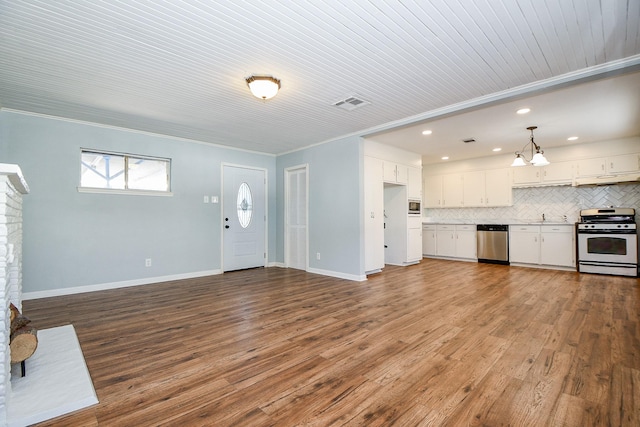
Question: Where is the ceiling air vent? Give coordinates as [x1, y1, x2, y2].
[462, 138, 476, 143]
[332, 95, 371, 111]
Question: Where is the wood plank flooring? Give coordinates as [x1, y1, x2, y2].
[22, 259, 640, 426]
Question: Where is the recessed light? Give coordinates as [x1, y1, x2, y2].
[441, 156, 449, 160]
[492, 148, 502, 152]
[422, 130, 432, 135]
[567, 136, 579, 141]
[516, 108, 531, 115]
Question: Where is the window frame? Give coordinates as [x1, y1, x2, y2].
[78, 149, 173, 196]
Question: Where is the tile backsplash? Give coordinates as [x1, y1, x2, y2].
[424, 183, 640, 223]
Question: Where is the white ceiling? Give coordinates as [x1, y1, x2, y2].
[1, 1, 639, 158]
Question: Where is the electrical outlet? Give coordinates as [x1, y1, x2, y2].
[145, 258, 152, 267]
[211, 196, 219, 203]
[316, 252, 321, 260]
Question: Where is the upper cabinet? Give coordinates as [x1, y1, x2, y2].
[424, 174, 442, 208]
[484, 168, 513, 206]
[576, 153, 640, 177]
[442, 173, 463, 207]
[407, 167, 422, 199]
[512, 161, 574, 187]
[383, 161, 408, 184]
[425, 168, 512, 209]
[462, 169, 512, 207]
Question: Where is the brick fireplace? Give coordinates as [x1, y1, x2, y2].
[0, 164, 29, 426]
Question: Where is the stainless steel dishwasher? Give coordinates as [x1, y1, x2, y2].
[476, 224, 509, 265]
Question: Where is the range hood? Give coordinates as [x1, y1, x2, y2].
[573, 173, 640, 187]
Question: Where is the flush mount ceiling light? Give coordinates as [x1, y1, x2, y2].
[511, 126, 550, 167]
[245, 75, 281, 100]
[422, 130, 432, 135]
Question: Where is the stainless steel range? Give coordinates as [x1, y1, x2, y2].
[577, 208, 638, 277]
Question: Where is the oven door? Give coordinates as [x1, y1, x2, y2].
[577, 232, 638, 264]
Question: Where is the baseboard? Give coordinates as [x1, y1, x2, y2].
[306, 267, 367, 282]
[23, 265, 369, 299]
[22, 269, 223, 300]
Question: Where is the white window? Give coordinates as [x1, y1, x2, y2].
[237, 182, 253, 228]
[80, 150, 171, 194]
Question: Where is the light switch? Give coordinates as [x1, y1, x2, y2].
[212, 196, 219, 203]
[203, 195, 209, 203]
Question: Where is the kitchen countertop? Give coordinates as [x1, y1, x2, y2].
[422, 219, 575, 226]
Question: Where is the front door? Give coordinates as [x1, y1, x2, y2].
[222, 165, 266, 272]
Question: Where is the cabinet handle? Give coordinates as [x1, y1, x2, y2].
[602, 164, 605, 171]
[610, 162, 614, 170]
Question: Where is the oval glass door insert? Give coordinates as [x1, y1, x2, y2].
[237, 182, 253, 228]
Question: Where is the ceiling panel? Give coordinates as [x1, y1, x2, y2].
[0, 0, 639, 155]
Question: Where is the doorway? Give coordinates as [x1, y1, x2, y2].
[222, 165, 266, 272]
[284, 165, 308, 270]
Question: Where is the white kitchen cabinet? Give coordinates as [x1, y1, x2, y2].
[509, 225, 540, 264]
[484, 168, 512, 206]
[423, 175, 442, 208]
[510, 224, 575, 267]
[608, 153, 640, 174]
[462, 169, 512, 207]
[436, 225, 456, 257]
[407, 167, 422, 199]
[407, 216, 423, 263]
[435, 224, 476, 259]
[540, 225, 575, 267]
[576, 153, 640, 177]
[462, 170, 485, 207]
[455, 225, 477, 259]
[442, 173, 463, 207]
[512, 167, 541, 186]
[540, 161, 574, 184]
[422, 224, 436, 256]
[383, 161, 408, 184]
[364, 156, 385, 272]
[512, 161, 573, 187]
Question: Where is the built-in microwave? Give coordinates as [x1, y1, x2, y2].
[408, 199, 421, 215]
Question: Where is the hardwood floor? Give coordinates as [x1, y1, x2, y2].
[22, 259, 640, 426]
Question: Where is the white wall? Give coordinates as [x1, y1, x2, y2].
[1, 110, 277, 296]
[276, 135, 364, 280]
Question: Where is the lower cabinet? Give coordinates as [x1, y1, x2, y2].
[509, 225, 575, 268]
[407, 217, 423, 262]
[433, 224, 477, 260]
[422, 224, 436, 256]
